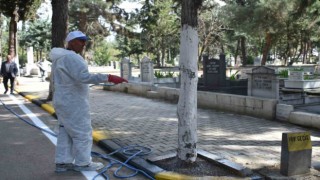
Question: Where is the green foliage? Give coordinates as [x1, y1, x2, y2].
[165, 71, 174, 78]
[69, 0, 110, 38]
[292, 67, 304, 71]
[0, 14, 9, 57]
[40, 0, 319, 69]
[93, 40, 112, 66]
[278, 69, 289, 78]
[19, 50, 27, 67]
[304, 75, 314, 80]
[126, 0, 180, 66]
[0, 0, 42, 21]
[218, 0, 320, 66]
[246, 56, 254, 65]
[0, 0, 42, 56]
[198, 1, 225, 58]
[154, 70, 165, 78]
[20, 19, 52, 55]
[229, 70, 239, 80]
[154, 70, 175, 78]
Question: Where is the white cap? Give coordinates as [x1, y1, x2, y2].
[65, 31, 88, 42]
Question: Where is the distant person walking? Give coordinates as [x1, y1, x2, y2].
[0, 54, 18, 94]
[37, 59, 51, 82]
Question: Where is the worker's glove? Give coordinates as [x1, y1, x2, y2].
[108, 74, 128, 84]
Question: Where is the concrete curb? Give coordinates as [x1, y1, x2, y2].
[15, 89, 262, 180]
[289, 111, 320, 129]
[17, 91, 58, 119]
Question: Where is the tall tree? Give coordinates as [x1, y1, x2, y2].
[51, 0, 68, 48]
[137, 0, 180, 67]
[177, 0, 202, 163]
[0, 14, 6, 62]
[47, 0, 68, 101]
[0, 0, 41, 56]
[20, 19, 51, 61]
[220, 0, 320, 66]
[198, 1, 225, 63]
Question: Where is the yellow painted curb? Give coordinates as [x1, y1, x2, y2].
[156, 172, 249, 180]
[41, 103, 55, 114]
[25, 95, 39, 101]
[92, 130, 108, 142]
[155, 172, 195, 180]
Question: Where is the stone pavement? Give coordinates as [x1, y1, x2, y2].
[89, 87, 320, 170]
[13, 76, 320, 178]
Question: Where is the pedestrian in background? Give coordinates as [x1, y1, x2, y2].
[37, 59, 51, 82]
[37, 60, 46, 82]
[0, 54, 18, 94]
[50, 30, 127, 173]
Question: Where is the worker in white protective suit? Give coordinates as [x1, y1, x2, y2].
[50, 30, 128, 173]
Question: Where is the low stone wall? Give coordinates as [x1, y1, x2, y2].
[289, 112, 320, 129]
[276, 104, 320, 129]
[103, 83, 278, 120]
[198, 91, 277, 120]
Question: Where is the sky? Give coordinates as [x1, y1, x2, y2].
[36, 0, 52, 20]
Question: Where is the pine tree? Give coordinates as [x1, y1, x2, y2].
[0, 0, 41, 56]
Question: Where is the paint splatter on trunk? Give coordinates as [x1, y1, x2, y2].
[177, 24, 198, 163]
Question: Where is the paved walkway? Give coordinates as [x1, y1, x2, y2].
[12, 76, 320, 177]
[89, 86, 320, 170]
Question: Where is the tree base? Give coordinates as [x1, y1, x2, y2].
[153, 155, 239, 177]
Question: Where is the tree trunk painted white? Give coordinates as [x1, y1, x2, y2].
[177, 24, 198, 163]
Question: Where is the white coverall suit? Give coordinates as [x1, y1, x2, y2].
[50, 47, 106, 166]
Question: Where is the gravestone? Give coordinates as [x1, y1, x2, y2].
[120, 58, 131, 80]
[140, 56, 154, 83]
[238, 68, 251, 79]
[254, 56, 261, 66]
[280, 132, 312, 176]
[289, 70, 304, 81]
[174, 55, 180, 66]
[25, 47, 35, 75]
[247, 66, 279, 99]
[315, 65, 320, 74]
[276, 104, 294, 121]
[202, 54, 226, 88]
[229, 57, 235, 67]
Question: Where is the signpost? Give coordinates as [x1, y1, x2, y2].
[280, 132, 312, 176]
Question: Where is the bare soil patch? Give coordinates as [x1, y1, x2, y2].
[153, 156, 241, 178]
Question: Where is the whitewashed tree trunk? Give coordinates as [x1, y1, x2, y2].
[177, 0, 202, 163]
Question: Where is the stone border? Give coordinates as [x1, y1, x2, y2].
[103, 83, 278, 120]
